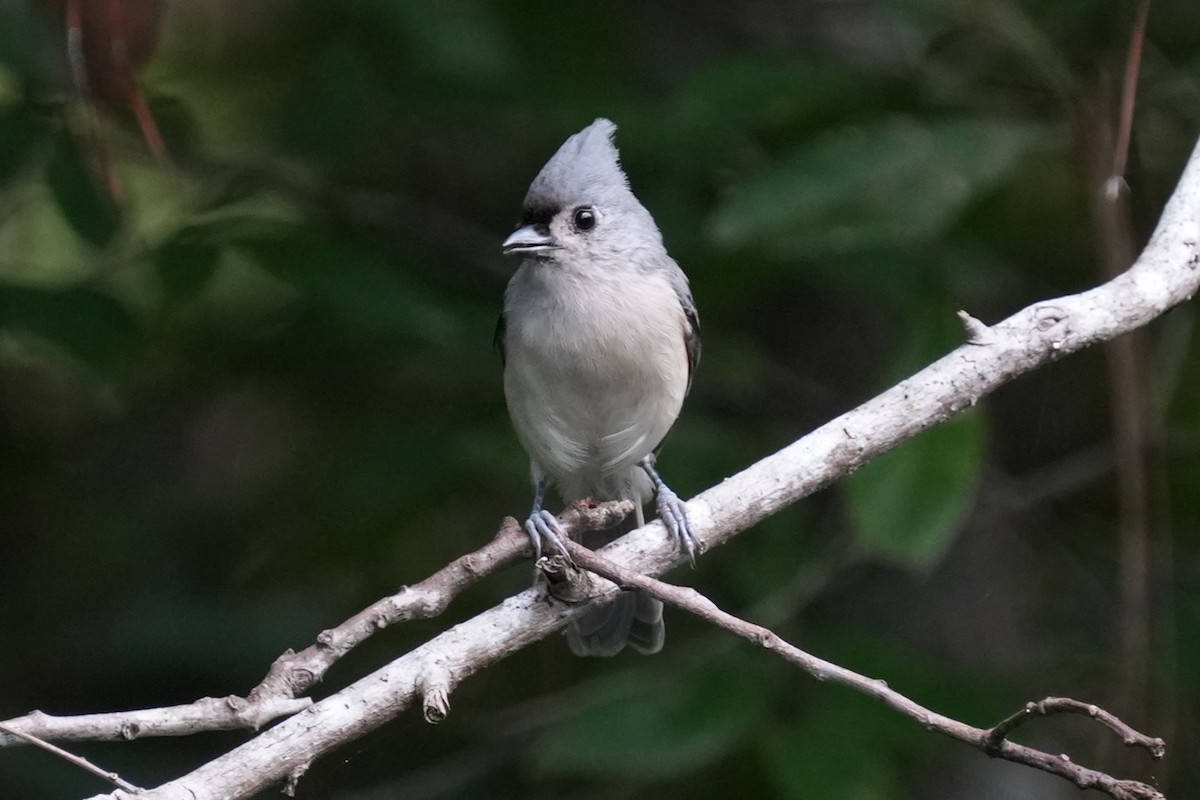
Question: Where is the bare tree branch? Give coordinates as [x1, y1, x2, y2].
[73, 134, 1200, 800]
[246, 502, 631, 705]
[0, 723, 142, 794]
[0, 504, 630, 752]
[558, 544, 1166, 800]
[0, 696, 312, 750]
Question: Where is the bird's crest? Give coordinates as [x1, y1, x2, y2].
[525, 118, 630, 211]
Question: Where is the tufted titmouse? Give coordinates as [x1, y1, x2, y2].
[497, 118, 700, 656]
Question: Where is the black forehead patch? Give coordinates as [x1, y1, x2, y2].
[520, 200, 560, 226]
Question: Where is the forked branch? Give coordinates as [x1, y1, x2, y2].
[560, 544, 1166, 800]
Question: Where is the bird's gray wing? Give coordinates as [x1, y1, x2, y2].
[670, 268, 700, 394]
[493, 311, 506, 366]
[645, 263, 700, 460]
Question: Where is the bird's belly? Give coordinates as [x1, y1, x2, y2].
[503, 266, 689, 502]
[505, 345, 685, 501]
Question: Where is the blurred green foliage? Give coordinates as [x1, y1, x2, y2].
[0, 0, 1198, 798]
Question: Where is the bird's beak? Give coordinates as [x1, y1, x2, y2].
[502, 224, 557, 256]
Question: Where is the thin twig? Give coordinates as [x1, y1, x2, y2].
[108, 0, 168, 163]
[247, 501, 632, 704]
[984, 698, 1166, 757]
[0, 504, 630, 752]
[64, 0, 123, 202]
[562, 544, 1166, 800]
[1087, 0, 1156, 727]
[0, 723, 143, 794]
[1110, 0, 1152, 194]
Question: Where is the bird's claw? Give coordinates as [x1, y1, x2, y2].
[524, 509, 572, 562]
[655, 485, 698, 565]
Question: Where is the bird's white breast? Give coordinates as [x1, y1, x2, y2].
[503, 261, 688, 503]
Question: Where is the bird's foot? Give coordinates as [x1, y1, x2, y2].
[639, 455, 699, 565]
[524, 509, 572, 562]
[655, 484, 698, 566]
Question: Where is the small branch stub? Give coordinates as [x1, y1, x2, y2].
[957, 310, 995, 344]
[420, 664, 455, 724]
[422, 687, 451, 724]
[538, 554, 596, 604]
[282, 759, 311, 798]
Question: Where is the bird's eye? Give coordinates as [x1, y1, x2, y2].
[572, 207, 597, 232]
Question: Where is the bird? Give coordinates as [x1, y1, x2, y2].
[497, 118, 700, 657]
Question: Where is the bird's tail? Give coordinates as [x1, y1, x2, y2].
[564, 497, 664, 657]
[566, 590, 664, 656]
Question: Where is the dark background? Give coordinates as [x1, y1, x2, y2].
[0, 1, 1198, 798]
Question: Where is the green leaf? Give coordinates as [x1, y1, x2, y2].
[0, 284, 136, 373]
[155, 235, 219, 307]
[710, 117, 1045, 258]
[143, 93, 201, 158]
[0, 3, 57, 81]
[843, 304, 987, 567]
[762, 698, 909, 800]
[360, 1, 513, 81]
[760, 635, 995, 799]
[532, 653, 772, 780]
[0, 103, 46, 186]
[45, 129, 121, 246]
[633, 58, 911, 167]
[845, 410, 985, 567]
[236, 235, 462, 343]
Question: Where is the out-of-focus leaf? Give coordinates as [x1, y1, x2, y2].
[45, 129, 121, 246]
[843, 302, 986, 566]
[143, 93, 201, 158]
[358, 1, 513, 81]
[0, 104, 46, 185]
[710, 117, 1045, 258]
[846, 409, 985, 566]
[0, 284, 136, 372]
[155, 236, 219, 306]
[237, 235, 462, 343]
[1177, 593, 1200, 688]
[279, 40, 385, 160]
[647, 59, 912, 166]
[763, 634, 1000, 799]
[0, 3, 59, 83]
[763, 697, 908, 800]
[532, 653, 772, 780]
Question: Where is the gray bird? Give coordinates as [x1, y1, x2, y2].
[497, 118, 700, 657]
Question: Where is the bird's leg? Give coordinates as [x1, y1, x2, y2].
[525, 476, 570, 560]
[638, 455, 698, 564]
